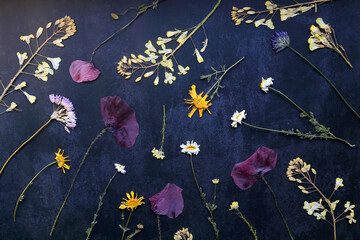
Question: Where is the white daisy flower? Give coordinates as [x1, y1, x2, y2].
[114, 163, 126, 174]
[231, 110, 246, 128]
[260, 77, 274, 93]
[180, 140, 200, 155]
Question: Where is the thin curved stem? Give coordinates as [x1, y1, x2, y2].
[14, 161, 57, 221]
[261, 176, 294, 240]
[159, 105, 166, 152]
[288, 46, 360, 121]
[90, 0, 160, 62]
[86, 170, 118, 240]
[235, 209, 258, 240]
[121, 211, 133, 240]
[0, 118, 52, 176]
[242, 121, 292, 135]
[157, 215, 162, 240]
[50, 128, 108, 236]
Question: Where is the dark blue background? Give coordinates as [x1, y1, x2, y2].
[0, 0, 359, 239]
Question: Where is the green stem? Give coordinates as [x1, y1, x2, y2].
[159, 105, 166, 152]
[262, 176, 294, 240]
[50, 128, 108, 236]
[189, 155, 219, 240]
[90, 0, 160, 62]
[242, 121, 291, 135]
[288, 46, 360, 121]
[13, 161, 57, 222]
[205, 57, 245, 97]
[157, 215, 162, 240]
[235, 209, 258, 240]
[212, 184, 217, 206]
[86, 171, 118, 240]
[121, 211, 133, 240]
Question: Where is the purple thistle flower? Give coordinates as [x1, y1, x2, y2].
[271, 31, 290, 52]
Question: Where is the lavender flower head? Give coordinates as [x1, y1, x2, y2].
[271, 31, 290, 52]
[49, 94, 77, 133]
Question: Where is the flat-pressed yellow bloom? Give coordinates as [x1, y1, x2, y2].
[5, 102, 17, 112]
[23, 91, 36, 104]
[212, 179, 219, 184]
[55, 148, 70, 173]
[119, 191, 145, 211]
[229, 201, 239, 211]
[17, 52, 28, 66]
[185, 85, 212, 118]
[20, 34, 34, 44]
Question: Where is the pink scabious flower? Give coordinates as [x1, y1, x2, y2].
[231, 146, 277, 190]
[149, 183, 184, 219]
[49, 94, 77, 133]
[69, 60, 101, 83]
[100, 96, 139, 148]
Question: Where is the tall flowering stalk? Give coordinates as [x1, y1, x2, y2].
[231, 0, 333, 29]
[0, 16, 76, 115]
[0, 94, 76, 176]
[13, 149, 71, 221]
[180, 141, 220, 240]
[270, 31, 360, 121]
[233, 77, 354, 147]
[287, 157, 356, 240]
[117, 0, 222, 85]
[229, 201, 258, 240]
[69, 1, 161, 83]
[152, 105, 166, 159]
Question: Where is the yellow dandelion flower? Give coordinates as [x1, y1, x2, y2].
[119, 191, 145, 211]
[184, 85, 212, 118]
[55, 148, 70, 173]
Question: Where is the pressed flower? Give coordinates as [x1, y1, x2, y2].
[194, 48, 204, 63]
[34, 72, 48, 81]
[271, 31, 290, 52]
[137, 224, 144, 230]
[160, 57, 174, 71]
[114, 163, 126, 174]
[200, 38, 208, 52]
[229, 201, 239, 211]
[304, 200, 324, 215]
[47, 57, 61, 70]
[158, 44, 172, 55]
[100, 96, 139, 147]
[119, 191, 145, 211]
[166, 30, 181, 37]
[344, 201, 355, 213]
[35, 62, 54, 76]
[260, 77, 274, 93]
[49, 94, 77, 133]
[265, 1, 277, 14]
[178, 65, 190, 75]
[316, 17, 331, 33]
[145, 40, 157, 52]
[69, 60, 101, 83]
[53, 38, 64, 47]
[180, 140, 200, 155]
[20, 34, 34, 44]
[144, 71, 154, 78]
[334, 177, 344, 190]
[17, 52, 28, 66]
[152, 148, 165, 159]
[55, 148, 70, 173]
[212, 179, 219, 185]
[36, 27, 43, 38]
[230, 110, 246, 128]
[157, 37, 172, 46]
[23, 91, 36, 104]
[154, 76, 160, 86]
[5, 102, 17, 112]
[14, 81, 27, 90]
[346, 211, 356, 224]
[184, 85, 212, 118]
[330, 200, 340, 211]
[139, 52, 159, 63]
[174, 228, 193, 240]
[231, 146, 277, 190]
[176, 31, 188, 44]
[164, 72, 176, 84]
[149, 183, 184, 219]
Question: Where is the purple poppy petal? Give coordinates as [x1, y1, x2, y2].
[100, 96, 139, 148]
[149, 183, 184, 219]
[231, 146, 277, 190]
[69, 60, 101, 83]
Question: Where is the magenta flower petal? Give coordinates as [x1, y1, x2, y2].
[149, 183, 184, 219]
[69, 60, 101, 83]
[231, 146, 277, 190]
[100, 96, 139, 148]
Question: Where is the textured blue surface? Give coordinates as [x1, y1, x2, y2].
[0, 0, 359, 239]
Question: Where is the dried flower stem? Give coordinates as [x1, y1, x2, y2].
[189, 155, 219, 240]
[159, 105, 166, 152]
[261, 176, 294, 240]
[50, 128, 108, 236]
[212, 184, 217, 206]
[86, 171, 118, 240]
[121, 211, 133, 240]
[234, 209, 258, 240]
[13, 160, 57, 221]
[0, 118, 52, 176]
[288, 46, 360, 121]
[90, 0, 160, 62]
[157, 215, 162, 240]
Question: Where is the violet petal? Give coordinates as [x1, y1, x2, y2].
[69, 60, 101, 83]
[149, 183, 184, 219]
[231, 146, 277, 190]
[100, 96, 139, 148]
